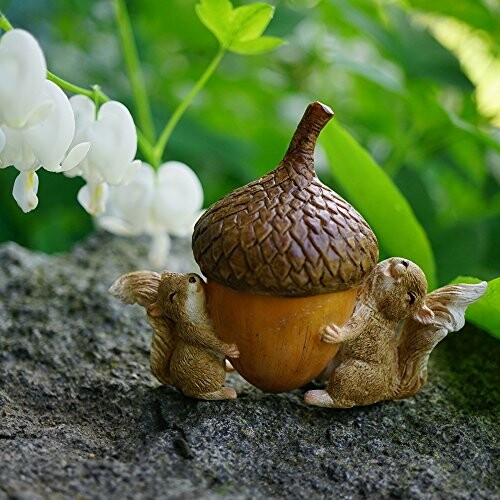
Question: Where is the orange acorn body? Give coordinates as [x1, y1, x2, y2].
[206, 281, 357, 392]
[192, 102, 379, 392]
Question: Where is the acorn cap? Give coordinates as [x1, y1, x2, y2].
[192, 102, 379, 297]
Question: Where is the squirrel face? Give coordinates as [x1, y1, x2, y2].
[148, 272, 207, 323]
[367, 258, 434, 324]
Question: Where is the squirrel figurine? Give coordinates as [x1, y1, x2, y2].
[110, 271, 240, 400]
[305, 258, 487, 408]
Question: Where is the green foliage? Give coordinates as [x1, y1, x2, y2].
[1, 0, 499, 332]
[452, 276, 500, 338]
[196, 0, 284, 53]
[321, 121, 437, 288]
[405, 0, 500, 42]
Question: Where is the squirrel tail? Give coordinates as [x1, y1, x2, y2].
[110, 270, 174, 385]
[395, 282, 487, 399]
[395, 323, 446, 399]
[109, 270, 161, 307]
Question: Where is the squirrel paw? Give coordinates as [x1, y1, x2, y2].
[225, 343, 240, 358]
[304, 390, 335, 407]
[321, 324, 343, 344]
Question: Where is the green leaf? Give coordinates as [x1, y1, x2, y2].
[196, 0, 283, 54]
[195, 0, 233, 46]
[321, 120, 437, 288]
[230, 3, 275, 43]
[229, 36, 284, 55]
[451, 276, 500, 338]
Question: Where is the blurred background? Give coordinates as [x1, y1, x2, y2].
[1, 0, 499, 286]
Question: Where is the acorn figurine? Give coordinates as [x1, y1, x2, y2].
[111, 101, 485, 404]
[192, 102, 379, 392]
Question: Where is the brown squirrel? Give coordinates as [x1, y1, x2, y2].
[110, 271, 240, 400]
[304, 258, 487, 408]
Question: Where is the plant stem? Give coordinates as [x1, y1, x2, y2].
[113, 0, 156, 144]
[48, 72, 109, 103]
[153, 47, 225, 166]
[0, 11, 13, 30]
[137, 130, 156, 165]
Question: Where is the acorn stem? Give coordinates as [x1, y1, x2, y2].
[285, 101, 334, 159]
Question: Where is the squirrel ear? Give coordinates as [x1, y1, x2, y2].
[148, 303, 162, 317]
[413, 304, 434, 325]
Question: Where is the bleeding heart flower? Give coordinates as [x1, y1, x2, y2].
[12, 170, 39, 213]
[98, 161, 204, 267]
[66, 95, 140, 215]
[0, 81, 90, 212]
[0, 29, 53, 129]
[0, 81, 90, 173]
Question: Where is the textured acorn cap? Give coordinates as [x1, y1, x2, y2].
[192, 102, 379, 297]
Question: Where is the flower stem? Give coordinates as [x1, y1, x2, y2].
[112, 0, 156, 144]
[153, 47, 226, 167]
[48, 72, 109, 103]
[137, 130, 156, 165]
[0, 11, 13, 31]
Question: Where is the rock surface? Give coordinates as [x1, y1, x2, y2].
[0, 233, 498, 499]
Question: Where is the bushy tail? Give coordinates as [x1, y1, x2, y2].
[109, 271, 174, 385]
[148, 315, 175, 385]
[395, 282, 487, 399]
[109, 271, 161, 307]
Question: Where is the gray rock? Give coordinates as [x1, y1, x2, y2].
[0, 232, 498, 499]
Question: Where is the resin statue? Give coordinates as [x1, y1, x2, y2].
[191, 101, 378, 392]
[304, 258, 487, 408]
[110, 271, 239, 400]
[111, 101, 487, 407]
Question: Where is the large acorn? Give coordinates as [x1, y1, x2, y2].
[192, 102, 378, 392]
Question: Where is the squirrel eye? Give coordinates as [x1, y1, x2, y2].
[169, 292, 176, 302]
[188, 276, 196, 283]
[407, 291, 416, 305]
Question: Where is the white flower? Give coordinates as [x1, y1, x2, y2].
[77, 181, 109, 217]
[0, 128, 5, 154]
[0, 81, 90, 212]
[12, 170, 39, 213]
[0, 29, 53, 129]
[0, 126, 35, 170]
[0, 81, 90, 172]
[23, 81, 90, 173]
[66, 95, 140, 215]
[98, 161, 204, 268]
